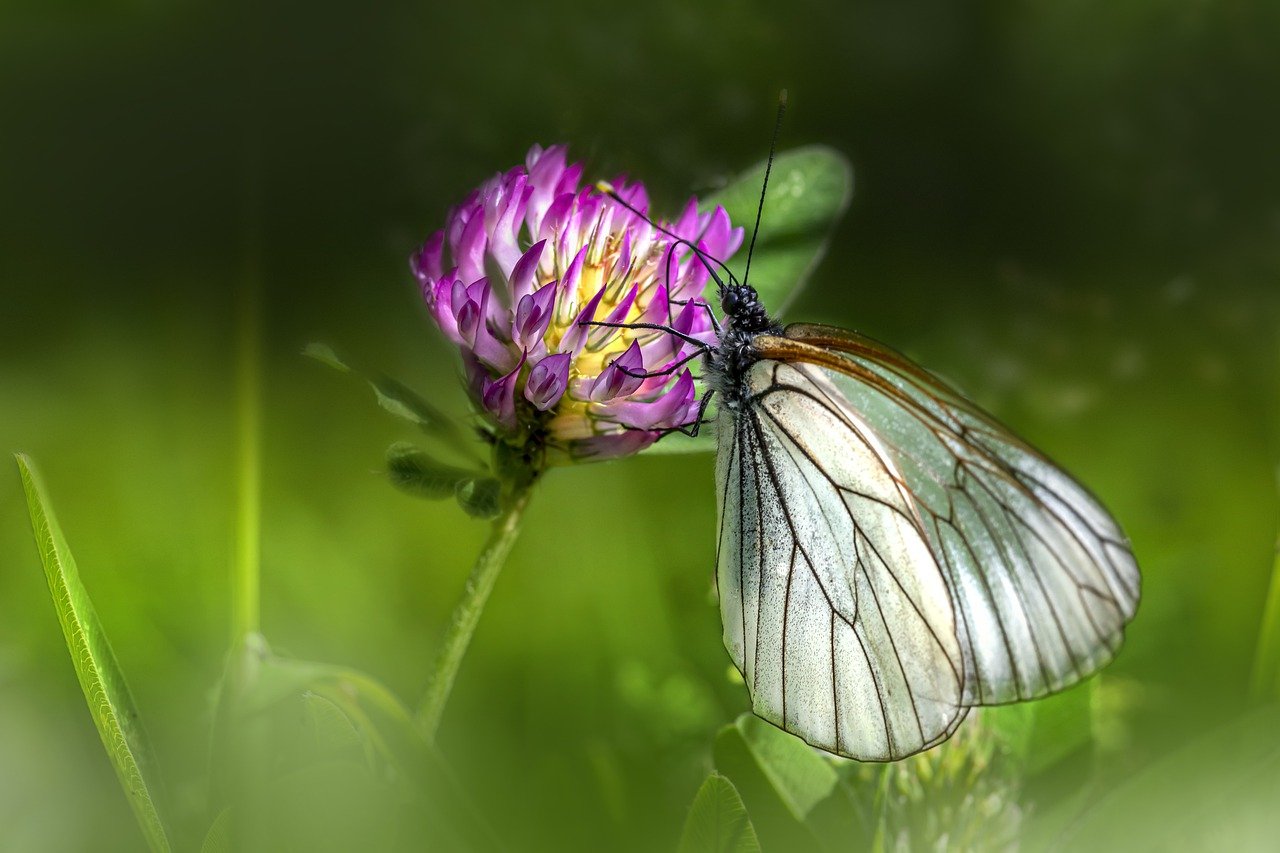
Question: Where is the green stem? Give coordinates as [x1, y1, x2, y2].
[232, 148, 262, 642]
[232, 289, 261, 640]
[417, 486, 533, 739]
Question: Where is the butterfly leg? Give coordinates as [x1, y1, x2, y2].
[613, 348, 705, 380]
[579, 320, 716, 356]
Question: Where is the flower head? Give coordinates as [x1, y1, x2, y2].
[412, 144, 743, 463]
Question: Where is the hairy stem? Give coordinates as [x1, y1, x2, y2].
[417, 486, 533, 739]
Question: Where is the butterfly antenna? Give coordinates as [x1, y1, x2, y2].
[593, 180, 737, 290]
[742, 89, 788, 289]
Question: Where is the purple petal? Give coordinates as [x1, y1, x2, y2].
[489, 174, 529, 278]
[590, 340, 645, 402]
[411, 231, 444, 284]
[611, 229, 632, 282]
[453, 279, 487, 345]
[673, 197, 700, 239]
[538, 192, 577, 247]
[514, 280, 557, 350]
[425, 275, 463, 344]
[635, 284, 671, 327]
[667, 298, 715, 359]
[524, 352, 571, 411]
[454, 279, 517, 371]
[602, 370, 698, 430]
[510, 240, 546, 304]
[570, 430, 658, 461]
[446, 192, 478, 247]
[584, 283, 639, 351]
[454, 209, 488, 283]
[698, 206, 734, 260]
[556, 162, 584, 197]
[481, 352, 527, 431]
[558, 244, 589, 310]
[557, 283, 606, 357]
[526, 145, 568, 233]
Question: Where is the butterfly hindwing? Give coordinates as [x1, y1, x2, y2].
[765, 325, 1141, 706]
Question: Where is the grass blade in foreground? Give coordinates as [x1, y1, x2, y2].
[678, 773, 761, 853]
[16, 454, 173, 853]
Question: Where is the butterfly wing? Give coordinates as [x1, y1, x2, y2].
[767, 324, 1141, 705]
[716, 359, 967, 761]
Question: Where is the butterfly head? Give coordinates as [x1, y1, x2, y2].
[721, 283, 773, 334]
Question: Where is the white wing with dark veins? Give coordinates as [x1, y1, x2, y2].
[715, 360, 967, 761]
[791, 337, 1140, 706]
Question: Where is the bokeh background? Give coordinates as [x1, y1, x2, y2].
[3, 1, 1279, 850]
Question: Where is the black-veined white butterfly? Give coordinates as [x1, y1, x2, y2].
[597, 115, 1139, 762]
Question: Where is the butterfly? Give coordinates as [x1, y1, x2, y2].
[703, 287, 1140, 761]
[598, 130, 1139, 763]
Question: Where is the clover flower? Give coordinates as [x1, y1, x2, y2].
[411, 144, 743, 463]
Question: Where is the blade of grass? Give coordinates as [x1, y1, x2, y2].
[232, 130, 263, 643]
[16, 454, 173, 853]
[1250, 507, 1280, 699]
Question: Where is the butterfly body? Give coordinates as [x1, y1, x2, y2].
[704, 282, 1139, 761]
[705, 283, 779, 411]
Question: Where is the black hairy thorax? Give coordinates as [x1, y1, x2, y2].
[707, 283, 783, 408]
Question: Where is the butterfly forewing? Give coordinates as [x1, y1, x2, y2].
[764, 325, 1141, 705]
[716, 360, 967, 761]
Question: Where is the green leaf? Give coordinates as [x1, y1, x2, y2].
[455, 477, 502, 519]
[301, 341, 349, 373]
[302, 691, 368, 761]
[386, 442, 482, 500]
[1042, 706, 1280, 851]
[678, 773, 762, 853]
[199, 808, 232, 853]
[209, 638, 502, 850]
[16, 454, 173, 853]
[713, 713, 840, 851]
[704, 145, 853, 314]
[304, 342, 480, 462]
[718, 713, 839, 821]
[1003, 681, 1095, 776]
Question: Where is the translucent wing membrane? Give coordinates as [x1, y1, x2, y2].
[716, 361, 967, 761]
[761, 325, 1141, 706]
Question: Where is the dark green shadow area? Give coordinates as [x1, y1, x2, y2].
[2, 1, 1278, 849]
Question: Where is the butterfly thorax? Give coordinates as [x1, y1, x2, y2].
[709, 283, 782, 409]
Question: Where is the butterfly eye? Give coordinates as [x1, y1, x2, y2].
[723, 289, 741, 314]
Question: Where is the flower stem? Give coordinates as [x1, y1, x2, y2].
[417, 485, 533, 739]
[231, 149, 262, 643]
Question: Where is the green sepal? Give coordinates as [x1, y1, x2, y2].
[386, 442, 484, 500]
[455, 477, 502, 519]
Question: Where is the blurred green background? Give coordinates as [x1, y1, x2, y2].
[3, 1, 1279, 850]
